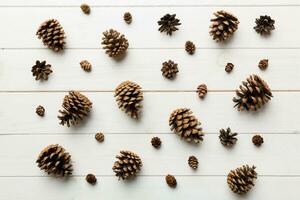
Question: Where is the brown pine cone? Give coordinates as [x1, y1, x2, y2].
[252, 135, 264, 146]
[188, 156, 198, 169]
[225, 63, 234, 73]
[86, 174, 97, 184]
[165, 174, 177, 188]
[80, 4, 90, 14]
[197, 84, 207, 98]
[31, 60, 53, 81]
[95, 132, 104, 142]
[258, 59, 268, 70]
[161, 60, 179, 80]
[158, 14, 181, 35]
[36, 105, 45, 117]
[254, 15, 275, 35]
[219, 127, 238, 147]
[151, 137, 162, 148]
[123, 12, 132, 24]
[101, 29, 129, 57]
[185, 41, 196, 55]
[80, 60, 92, 72]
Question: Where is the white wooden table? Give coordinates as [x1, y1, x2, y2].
[1, 0, 300, 199]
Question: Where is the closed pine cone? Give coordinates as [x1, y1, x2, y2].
[36, 105, 45, 117]
[36, 19, 66, 52]
[188, 156, 198, 169]
[36, 144, 73, 177]
[225, 63, 234, 73]
[169, 108, 204, 144]
[165, 174, 177, 188]
[185, 41, 196, 55]
[258, 59, 268, 70]
[197, 84, 207, 98]
[86, 174, 97, 184]
[80, 60, 92, 72]
[161, 60, 179, 80]
[219, 127, 238, 147]
[123, 12, 132, 24]
[254, 15, 275, 35]
[252, 135, 264, 146]
[233, 74, 273, 111]
[58, 91, 93, 127]
[227, 165, 257, 194]
[112, 150, 143, 180]
[95, 132, 104, 142]
[114, 81, 143, 119]
[151, 137, 162, 148]
[80, 4, 90, 14]
[31, 60, 53, 81]
[158, 14, 181, 35]
[101, 29, 129, 57]
[209, 10, 239, 42]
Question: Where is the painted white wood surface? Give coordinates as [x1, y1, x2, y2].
[0, 0, 300, 199]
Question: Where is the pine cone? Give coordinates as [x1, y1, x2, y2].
[188, 156, 198, 169]
[209, 10, 239, 42]
[80, 4, 90, 15]
[165, 174, 177, 188]
[233, 74, 273, 111]
[112, 150, 143, 180]
[123, 12, 132, 24]
[158, 14, 181, 35]
[254, 15, 275, 35]
[95, 132, 104, 142]
[197, 84, 207, 98]
[185, 41, 196, 55]
[227, 165, 257, 194]
[80, 60, 92, 72]
[258, 59, 268, 70]
[101, 29, 129, 57]
[114, 81, 143, 119]
[86, 174, 97, 184]
[151, 137, 162, 148]
[36, 105, 45, 117]
[161, 60, 179, 80]
[31, 60, 53, 81]
[252, 135, 264, 146]
[36, 19, 66, 52]
[58, 91, 93, 127]
[219, 127, 238, 147]
[225, 63, 234, 73]
[169, 108, 204, 144]
[36, 144, 72, 177]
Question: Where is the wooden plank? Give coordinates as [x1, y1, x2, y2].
[0, 92, 298, 134]
[1, 49, 299, 91]
[0, 176, 299, 200]
[0, 7, 299, 48]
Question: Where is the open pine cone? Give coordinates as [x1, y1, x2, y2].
[158, 14, 181, 35]
[101, 29, 129, 57]
[254, 15, 275, 35]
[169, 108, 204, 144]
[233, 74, 273, 111]
[36, 144, 72, 177]
[31, 60, 53, 81]
[209, 10, 239, 42]
[161, 60, 179, 80]
[112, 150, 143, 180]
[114, 81, 143, 119]
[227, 165, 257, 194]
[36, 19, 66, 52]
[219, 127, 238, 147]
[58, 91, 93, 127]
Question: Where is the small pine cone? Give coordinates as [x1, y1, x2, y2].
[165, 174, 177, 188]
[209, 10, 239, 42]
[233, 74, 273, 111]
[197, 84, 207, 98]
[258, 59, 268, 70]
[252, 135, 264, 146]
[80, 4, 90, 15]
[36, 144, 73, 177]
[36, 105, 45, 117]
[112, 150, 143, 180]
[114, 81, 143, 119]
[185, 41, 196, 55]
[169, 108, 204, 144]
[95, 132, 104, 142]
[188, 156, 198, 169]
[151, 137, 162, 148]
[123, 12, 132, 24]
[225, 63, 234, 73]
[86, 174, 97, 184]
[36, 19, 66, 52]
[161, 60, 179, 80]
[158, 14, 181, 36]
[227, 165, 257, 194]
[58, 91, 93, 127]
[31, 60, 53, 81]
[219, 127, 238, 147]
[101, 29, 129, 57]
[254, 15, 275, 35]
[80, 60, 92, 72]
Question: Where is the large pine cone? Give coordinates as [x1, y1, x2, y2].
[227, 165, 257, 194]
[219, 127, 238, 147]
[31, 60, 53, 81]
[58, 91, 93, 127]
[158, 14, 181, 35]
[254, 15, 275, 35]
[209, 10, 239, 42]
[169, 108, 204, 144]
[36, 19, 66, 52]
[114, 81, 143, 119]
[36, 144, 72, 177]
[101, 29, 129, 57]
[112, 150, 143, 180]
[233, 74, 273, 111]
